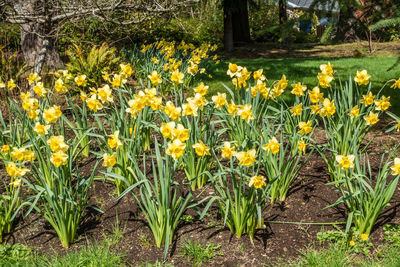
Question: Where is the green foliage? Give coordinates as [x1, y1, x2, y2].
[115, 139, 201, 260]
[0, 46, 28, 93]
[66, 43, 121, 90]
[292, 244, 353, 267]
[0, 243, 32, 267]
[0, 184, 24, 242]
[35, 242, 125, 267]
[316, 228, 372, 256]
[179, 240, 222, 266]
[383, 224, 400, 247]
[326, 153, 399, 236]
[0, 242, 126, 267]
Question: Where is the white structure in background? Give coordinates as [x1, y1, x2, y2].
[286, 0, 340, 13]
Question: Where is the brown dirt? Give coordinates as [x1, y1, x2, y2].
[3, 124, 400, 266]
[221, 41, 400, 59]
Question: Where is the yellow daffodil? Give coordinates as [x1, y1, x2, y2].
[360, 91, 375, 106]
[7, 79, 16, 91]
[320, 62, 334, 75]
[235, 149, 257, 166]
[308, 87, 324, 103]
[102, 153, 117, 167]
[354, 70, 371, 86]
[32, 82, 47, 98]
[391, 158, 400, 176]
[349, 105, 360, 118]
[86, 94, 103, 112]
[317, 72, 334, 88]
[108, 131, 123, 150]
[43, 105, 62, 124]
[298, 121, 313, 135]
[126, 96, 146, 118]
[290, 103, 303, 116]
[297, 139, 307, 153]
[166, 139, 186, 161]
[192, 93, 208, 110]
[336, 154, 355, 169]
[11, 147, 26, 161]
[192, 140, 210, 157]
[221, 142, 236, 159]
[253, 69, 266, 81]
[212, 93, 227, 109]
[50, 150, 69, 167]
[374, 96, 391, 111]
[276, 75, 288, 91]
[262, 137, 281, 155]
[227, 63, 241, 77]
[364, 111, 379, 126]
[172, 124, 190, 142]
[47, 135, 69, 152]
[120, 63, 133, 77]
[151, 57, 159, 64]
[160, 121, 176, 140]
[27, 73, 41, 85]
[291, 82, 307, 97]
[111, 74, 126, 88]
[75, 75, 87, 87]
[390, 78, 400, 89]
[170, 70, 184, 84]
[319, 98, 336, 118]
[310, 104, 320, 114]
[249, 175, 266, 189]
[54, 78, 68, 93]
[187, 63, 198, 75]
[33, 122, 51, 136]
[194, 82, 209, 96]
[1, 145, 10, 154]
[6, 162, 29, 177]
[237, 104, 255, 123]
[182, 100, 199, 117]
[10, 179, 22, 188]
[97, 84, 113, 103]
[164, 101, 181, 121]
[148, 71, 162, 86]
[23, 150, 36, 162]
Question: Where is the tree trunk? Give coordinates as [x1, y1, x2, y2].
[18, 0, 62, 72]
[224, 5, 234, 52]
[232, 0, 250, 44]
[279, 0, 287, 24]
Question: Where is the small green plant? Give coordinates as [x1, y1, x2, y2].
[210, 154, 270, 241]
[316, 228, 372, 255]
[116, 139, 208, 260]
[66, 43, 121, 90]
[104, 211, 126, 247]
[0, 243, 32, 266]
[327, 153, 399, 236]
[139, 260, 174, 267]
[383, 224, 400, 247]
[180, 240, 222, 266]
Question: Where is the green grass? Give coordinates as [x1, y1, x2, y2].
[280, 244, 400, 267]
[0, 242, 126, 267]
[204, 57, 400, 113]
[179, 240, 222, 266]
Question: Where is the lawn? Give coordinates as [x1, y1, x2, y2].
[205, 57, 400, 112]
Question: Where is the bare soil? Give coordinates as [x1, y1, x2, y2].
[222, 41, 400, 59]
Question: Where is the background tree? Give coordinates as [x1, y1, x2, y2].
[0, 0, 190, 73]
[223, 0, 251, 51]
